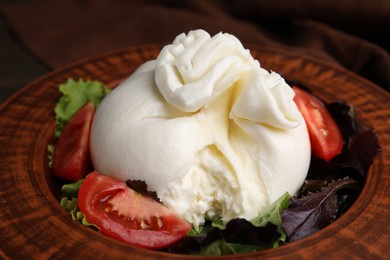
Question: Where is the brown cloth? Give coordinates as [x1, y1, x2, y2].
[1, 0, 390, 90]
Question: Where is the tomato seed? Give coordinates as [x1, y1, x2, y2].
[319, 128, 329, 137]
[157, 218, 163, 229]
[140, 220, 151, 229]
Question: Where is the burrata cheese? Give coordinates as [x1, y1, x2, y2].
[90, 30, 311, 228]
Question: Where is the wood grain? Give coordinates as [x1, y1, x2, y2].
[0, 44, 389, 259]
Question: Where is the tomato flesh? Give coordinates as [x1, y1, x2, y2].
[293, 86, 343, 161]
[52, 102, 95, 181]
[78, 171, 192, 249]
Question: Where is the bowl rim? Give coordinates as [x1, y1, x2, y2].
[0, 43, 389, 258]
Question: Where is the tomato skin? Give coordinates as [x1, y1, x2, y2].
[52, 102, 95, 181]
[293, 86, 343, 161]
[78, 171, 192, 249]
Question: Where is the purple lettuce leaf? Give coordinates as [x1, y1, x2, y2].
[281, 178, 359, 242]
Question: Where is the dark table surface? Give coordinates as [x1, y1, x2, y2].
[1, 0, 389, 105]
[0, 4, 49, 104]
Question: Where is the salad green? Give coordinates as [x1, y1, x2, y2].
[60, 180, 99, 230]
[54, 78, 110, 138]
[60, 178, 291, 255]
[52, 78, 380, 256]
[54, 78, 110, 229]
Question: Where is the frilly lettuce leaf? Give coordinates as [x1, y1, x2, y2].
[54, 78, 110, 138]
[61, 179, 84, 198]
[47, 144, 54, 168]
[60, 180, 99, 231]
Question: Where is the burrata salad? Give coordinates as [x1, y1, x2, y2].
[51, 30, 379, 255]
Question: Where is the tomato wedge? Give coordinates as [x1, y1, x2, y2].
[78, 172, 192, 249]
[52, 102, 95, 181]
[293, 86, 343, 161]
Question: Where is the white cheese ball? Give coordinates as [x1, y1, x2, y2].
[90, 30, 311, 228]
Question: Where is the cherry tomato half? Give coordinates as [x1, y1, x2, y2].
[293, 86, 343, 161]
[78, 171, 192, 249]
[52, 102, 95, 181]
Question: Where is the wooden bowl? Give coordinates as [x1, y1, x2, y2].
[0, 44, 389, 259]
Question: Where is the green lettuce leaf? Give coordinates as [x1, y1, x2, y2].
[61, 179, 84, 198]
[187, 225, 205, 236]
[250, 192, 291, 243]
[54, 78, 110, 138]
[60, 180, 99, 231]
[47, 144, 54, 168]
